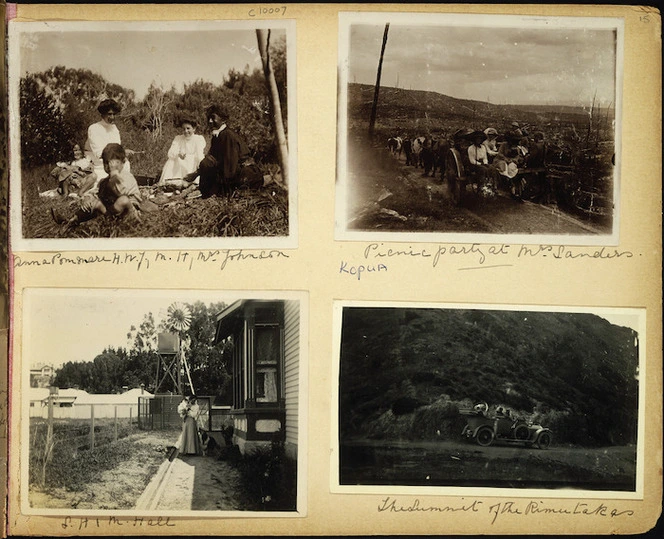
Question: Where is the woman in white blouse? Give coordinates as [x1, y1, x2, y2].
[84, 99, 134, 182]
[159, 119, 206, 184]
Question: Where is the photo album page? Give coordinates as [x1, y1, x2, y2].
[2, 3, 661, 536]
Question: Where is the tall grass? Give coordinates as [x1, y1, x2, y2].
[29, 418, 135, 489]
[21, 162, 289, 239]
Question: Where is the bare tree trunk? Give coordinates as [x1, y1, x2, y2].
[369, 23, 390, 138]
[257, 29, 289, 187]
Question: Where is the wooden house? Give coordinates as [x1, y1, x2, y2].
[214, 299, 300, 459]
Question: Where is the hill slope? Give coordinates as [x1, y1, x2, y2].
[347, 82, 599, 136]
[339, 308, 638, 446]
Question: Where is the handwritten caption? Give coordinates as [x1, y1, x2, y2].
[13, 249, 288, 272]
[340, 242, 634, 280]
[377, 497, 635, 524]
[61, 516, 174, 530]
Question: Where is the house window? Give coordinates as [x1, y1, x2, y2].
[255, 326, 280, 403]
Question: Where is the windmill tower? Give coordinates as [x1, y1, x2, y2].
[154, 302, 195, 395]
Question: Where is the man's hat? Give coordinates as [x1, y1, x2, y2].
[484, 127, 498, 136]
[469, 130, 487, 142]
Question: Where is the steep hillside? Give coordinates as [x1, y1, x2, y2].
[339, 308, 638, 446]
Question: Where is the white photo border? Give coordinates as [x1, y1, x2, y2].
[9, 19, 298, 252]
[330, 299, 645, 500]
[335, 12, 624, 246]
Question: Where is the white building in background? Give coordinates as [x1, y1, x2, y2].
[29, 387, 153, 419]
[29, 363, 54, 388]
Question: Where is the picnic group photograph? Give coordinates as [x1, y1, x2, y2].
[9, 19, 296, 248]
[334, 303, 642, 495]
[20, 289, 305, 515]
[336, 13, 621, 243]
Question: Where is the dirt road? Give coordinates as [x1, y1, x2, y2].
[340, 439, 637, 491]
[345, 139, 604, 236]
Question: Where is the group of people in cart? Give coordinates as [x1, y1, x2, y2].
[453, 122, 547, 202]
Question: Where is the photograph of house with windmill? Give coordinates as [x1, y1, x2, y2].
[336, 13, 622, 244]
[20, 289, 306, 515]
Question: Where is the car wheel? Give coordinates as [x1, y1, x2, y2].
[514, 425, 530, 440]
[536, 431, 552, 449]
[476, 426, 494, 447]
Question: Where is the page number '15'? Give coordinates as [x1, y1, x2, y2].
[640, 14, 650, 23]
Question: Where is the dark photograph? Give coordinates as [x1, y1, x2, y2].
[337, 13, 621, 243]
[9, 20, 295, 249]
[22, 289, 305, 515]
[337, 304, 641, 493]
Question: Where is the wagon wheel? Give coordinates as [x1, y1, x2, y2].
[514, 425, 530, 440]
[536, 431, 552, 450]
[475, 426, 494, 447]
[445, 149, 465, 206]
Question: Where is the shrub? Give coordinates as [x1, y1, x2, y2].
[237, 435, 296, 511]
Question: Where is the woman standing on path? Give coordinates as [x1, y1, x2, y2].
[177, 396, 203, 456]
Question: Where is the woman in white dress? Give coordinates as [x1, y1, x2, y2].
[159, 119, 206, 185]
[85, 99, 134, 182]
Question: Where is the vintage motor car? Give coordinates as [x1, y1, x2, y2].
[460, 402, 553, 449]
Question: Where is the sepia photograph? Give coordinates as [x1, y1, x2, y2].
[336, 13, 622, 244]
[333, 302, 643, 496]
[9, 20, 297, 251]
[20, 289, 306, 515]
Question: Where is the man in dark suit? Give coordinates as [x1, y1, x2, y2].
[189, 104, 262, 197]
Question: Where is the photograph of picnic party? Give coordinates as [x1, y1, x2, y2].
[22, 289, 302, 513]
[10, 20, 294, 242]
[337, 14, 620, 238]
[336, 304, 641, 492]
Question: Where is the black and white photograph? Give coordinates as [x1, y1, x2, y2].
[20, 289, 306, 515]
[9, 20, 297, 251]
[336, 13, 622, 244]
[333, 302, 643, 496]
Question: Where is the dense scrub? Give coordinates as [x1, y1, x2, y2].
[339, 308, 639, 447]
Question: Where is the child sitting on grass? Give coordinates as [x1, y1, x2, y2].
[41, 143, 97, 199]
[51, 143, 142, 228]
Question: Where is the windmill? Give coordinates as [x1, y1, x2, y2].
[154, 302, 195, 395]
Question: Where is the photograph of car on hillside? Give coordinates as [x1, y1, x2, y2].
[333, 302, 643, 496]
[336, 13, 622, 245]
[9, 19, 297, 251]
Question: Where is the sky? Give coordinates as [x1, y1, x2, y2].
[348, 24, 617, 107]
[23, 290, 238, 370]
[18, 24, 286, 99]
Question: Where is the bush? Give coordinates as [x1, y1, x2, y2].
[237, 435, 297, 511]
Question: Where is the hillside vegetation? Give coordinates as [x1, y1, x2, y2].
[339, 308, 638, 447]
[348, 82, 606, 141]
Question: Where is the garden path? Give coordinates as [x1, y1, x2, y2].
[140, 453, 247, 511]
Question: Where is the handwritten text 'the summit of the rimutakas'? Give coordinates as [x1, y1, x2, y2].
[376, 497, 635, 525]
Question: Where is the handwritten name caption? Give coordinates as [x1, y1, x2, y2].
[61, 516, 174, 530]
[13, 249, 288, 272]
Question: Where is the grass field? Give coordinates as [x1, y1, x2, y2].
[20, 163, 289, 239]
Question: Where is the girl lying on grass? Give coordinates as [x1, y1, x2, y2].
[51, 143, 142, 229]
